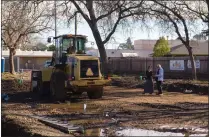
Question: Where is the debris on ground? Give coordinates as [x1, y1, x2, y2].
[2, 85, 208, 136]
[30, 115, 84, 134]
[111, 77, 144, 88]
[111, 77, 208, 95]
[1, 72, 208, 136]
[2, 72, 31, 93]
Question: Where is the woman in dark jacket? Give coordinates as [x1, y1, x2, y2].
[143, 66, 154, 94]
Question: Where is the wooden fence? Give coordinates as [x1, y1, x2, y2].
[108, 56, 209, 79]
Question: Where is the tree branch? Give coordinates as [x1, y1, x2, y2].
[152, 0, 190, 44]
[176, 1, 208, 22]
[86, 0, 97, 21]
[96, 0, 122, 21]
[102, 1, 144, 44]
[150, 9, 189, 47]
[102, 8, 122, 44]
[70, 0, 90, 22]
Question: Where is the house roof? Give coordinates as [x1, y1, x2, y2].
[134, 39, 184, 50]
[2, 50, 53, 57]
[86, 49, 153, 57]
[169, 41, 208, 55]
[134, 39, 207, 50]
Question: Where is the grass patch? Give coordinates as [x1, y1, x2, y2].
[2, 72, 31, 81]
[2, 72, 19, 80]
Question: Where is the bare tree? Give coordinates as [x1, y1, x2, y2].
[118, 37, 134, 50]
[148, 0, 200, 80]
[180, 0, 208, 35]
[60, 0, 147, 74]
[2, 1, 53, 74]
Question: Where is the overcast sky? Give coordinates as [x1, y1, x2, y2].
[40, 18, 206, 49]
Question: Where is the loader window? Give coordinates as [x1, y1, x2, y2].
[63, 38, 74, 51]
[76, 39, 86, 54]
[63, 38, 86, 54]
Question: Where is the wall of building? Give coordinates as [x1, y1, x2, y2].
[2, 50, 53, 72]
[19, 57, 51, 70]
[4, 57, 51, 72]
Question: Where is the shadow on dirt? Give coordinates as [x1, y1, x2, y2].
[4, 92, 42, 103]
[3, 90, 174, 105]
[2, 117, 46, 137]
[2, 91, 87, 104]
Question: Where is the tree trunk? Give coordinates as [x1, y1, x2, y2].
[9, 48, 15, 74]
[187, 47, 197, 80]
[88, 22, 108, 75]
[98, 44, 108, 75]
[73, 1, 108, 75]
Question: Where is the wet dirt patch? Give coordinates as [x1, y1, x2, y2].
[2, 86, 208, 136]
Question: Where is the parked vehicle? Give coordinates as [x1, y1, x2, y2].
[31, 34, 110, 101]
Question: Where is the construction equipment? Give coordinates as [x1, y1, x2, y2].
[31, 34, 110, 101]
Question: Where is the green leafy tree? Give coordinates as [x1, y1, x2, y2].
[153, 37, 170, 57]
[48, 45, 56, 51]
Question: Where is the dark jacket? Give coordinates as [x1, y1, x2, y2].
[146, 70, 153, 80]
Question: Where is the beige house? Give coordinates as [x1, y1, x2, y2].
[134, 39, 184, 50]
[86, 49, 153, 58]
[168, 41, 208, 56]
[2, 49, 53, 72]
[134, 39, 208, 57]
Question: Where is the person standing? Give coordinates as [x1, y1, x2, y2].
[155, 64, 164, 95]
[143, 66, 154, 94]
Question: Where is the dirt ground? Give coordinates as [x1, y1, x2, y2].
[2, 86, 208, 136]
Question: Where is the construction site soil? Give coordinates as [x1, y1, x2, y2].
[2, 73, 208, 136]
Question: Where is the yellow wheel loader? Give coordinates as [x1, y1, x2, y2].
[31, 34, 110, 101]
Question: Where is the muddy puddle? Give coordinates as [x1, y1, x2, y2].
[84, 127, 208, 136]
[46, 102, 99, 113]
[113, 128, 208, 136]
[31, 103, 208, 137]
[34, 111, 208, 137]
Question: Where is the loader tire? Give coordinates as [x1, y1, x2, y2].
[87, 87, 103, 99]
[50, 70, 68, 101]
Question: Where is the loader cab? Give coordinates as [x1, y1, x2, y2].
[47, 34, 87, 65]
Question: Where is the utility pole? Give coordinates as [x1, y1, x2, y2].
[54, 0, 57, 40]
[74, 11, 79, 50]
[54, 0, 57, 63]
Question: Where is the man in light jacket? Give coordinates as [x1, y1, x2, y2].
[155, 64, 164, 95]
